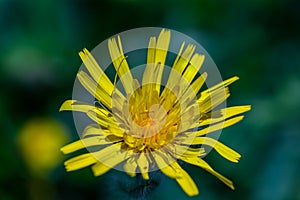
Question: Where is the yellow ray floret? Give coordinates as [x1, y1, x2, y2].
[92, 149, 131, 176]
[189, 137, 241, 163]
[143, 29, 171, 94]
[77, 71, 112, 109]
[180, 156, 234, 189]
[196, 115, 245, 136]
[123, 157, 138, 177]
[79, 48, 114, 96]
[199, 105, 251, 126]
[175, 167, 199, 196]
[137, 153, 150, 180]
[182, 53, 205, 85]
[108, 36, 133, 95]
[60, 136, 122, 154]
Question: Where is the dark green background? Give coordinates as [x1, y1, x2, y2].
[1, 0, 300, 199]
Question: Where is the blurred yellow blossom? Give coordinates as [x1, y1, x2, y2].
[18, 118, 69, 177]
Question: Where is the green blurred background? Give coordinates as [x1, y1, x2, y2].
[1, 0, 300, 199]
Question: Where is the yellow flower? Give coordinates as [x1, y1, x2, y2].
[60, 29, 251, 196]
[18, 118, 68, 177]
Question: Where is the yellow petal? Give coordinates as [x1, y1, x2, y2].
[172, 42, 185, 69]
[179, 105, 200, 133]
[146, 36, 156, 64]
[79, 48, 114, 95]
[154, 29, 171, 65]
[196, 115, 245, 136]
[81, 124, 124, 140]
[189, 137, 241, 162]
[111, 90, 127, 115]
[77, 71, 112, 108]
[198, 87, 230, 113]
[81, 124, 108, 138]
[175, 168, 199, 196]
[153, 149, 199, 196]
[170, 144, 205, 158]
[191, 72, 207, 95]
[60, 101, 120, 130]
[180, 103, 197, 123]
[85, 112, 108, 128]
[92, 143, 123, 162]
[143, 30, 171, 94]
[153, 29, 171, 93]
[152, 151, 181, 179]
[142, 37, 156, 92]
[137, 153, 150, 180]
[60, 136, 123, 155]
[63, 143, 122, 172]
[161, 44, 196, 100]
[173, 44, 195, 74]
[92, 107, 119, 125]
[64, 153, 97, 172]
[61, 136, 104, 154]
[92, 149, 131, 176]
[176, 73, 207, 110]
[160, 85, 180, 113]
[204, 76, 239, 94]
[85, 110, 123, 134]
[91, 162, 111, 176]
[123, 158, 137, 177]
[182, 54, 205, 85]
[168, 44, 195, 84]
[180, 156, 234, 189]
[200, 105, 251, 126]
[59, 100, 93, 112]
[197, 76, 240, 113]
[79, 48, 126, 110]
[59, 100, 110, 116]
[108, 36, 133, 95]
[106, 125, 125, 138]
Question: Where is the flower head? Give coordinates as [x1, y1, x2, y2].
[60, 29, 251, 196]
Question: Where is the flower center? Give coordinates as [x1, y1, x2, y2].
[121, 84, 181, 152]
